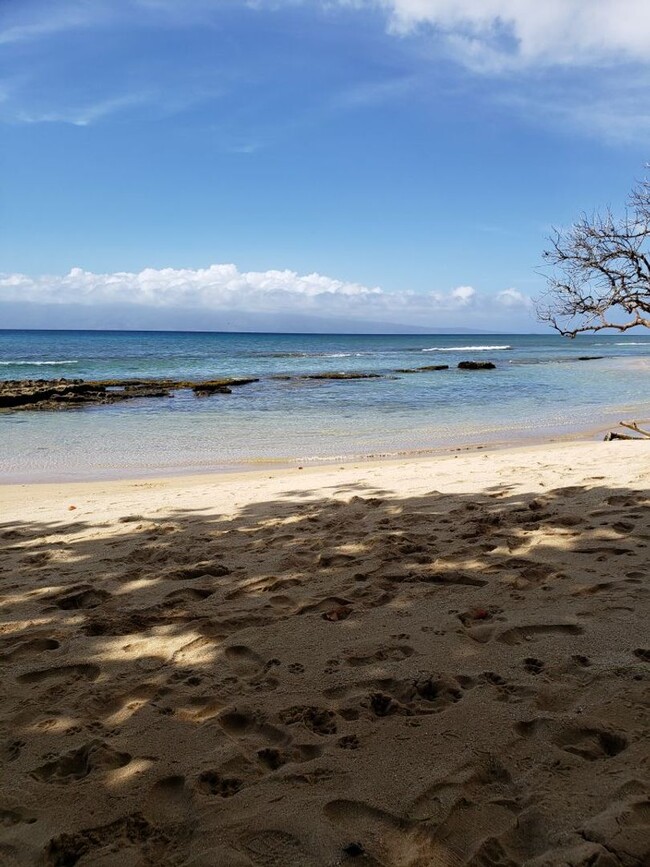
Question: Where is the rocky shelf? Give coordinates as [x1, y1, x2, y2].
[1, 362, 500, 411]
[0, 378, 259, 411]
[395, 365, 450, 373]
[299, 372, 384, 380]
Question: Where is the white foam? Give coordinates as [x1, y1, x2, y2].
[421, 345, 512, 352]
[0, 360, 79, 366]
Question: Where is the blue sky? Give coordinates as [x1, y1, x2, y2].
[1, 0, 649, 332]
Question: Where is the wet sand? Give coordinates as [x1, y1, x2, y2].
[1, 440, 649, 866]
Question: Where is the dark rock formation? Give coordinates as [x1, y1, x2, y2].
[395, 365, 449, 373]
[577, 356, 604, 361]
[300, 372, 383, 380]
[192, 378, 258, 396]
[457, 361, 496, 370]
[0, 377, 259, 411]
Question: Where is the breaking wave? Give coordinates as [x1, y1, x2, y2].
[421, 345, 512, 352]
[0, 360, 79, 366]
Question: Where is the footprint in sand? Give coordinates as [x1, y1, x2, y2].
[2, 637, 60, 662]
[279, 705, 338, 735]
[515, 718, 628, 761]
[0, 804, 37, 827]
[165, 561, 230, 580]
[224, 644, 265, 676]
[144, 774, 195, 825]
[31, 740, 131, 783]
[326, 672, 465, 719]
[42, 812, 167, 866]
[297, 596, 354, 616]
[523, 657, 545, 675]
[198, 710, 324, 801]
[197, 769, 244, 798]
[478, 671, 530, 703]
[325, 799, 441, 866]
[219, 707, 292, 745]
[17, 663, 100, 686]
[241, 829, 322, 867]
[403, 757, 524, 864]
[95, 682, 163, 724]
[579, 797, 650, 865]
[54, 585, 110, 610]
[344, 644, 415, 667]
[496, 623, 583, 646]
[162, 587, 214, 604]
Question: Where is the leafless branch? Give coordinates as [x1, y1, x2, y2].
[537, 167, 650, 336]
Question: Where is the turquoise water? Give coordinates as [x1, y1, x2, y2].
[2, 330, 650, 481]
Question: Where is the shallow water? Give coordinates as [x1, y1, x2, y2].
[2, 330, 650, 481]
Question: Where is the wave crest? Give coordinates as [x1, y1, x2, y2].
[0, 360, 79, 366]
[421, 345, 512, 352]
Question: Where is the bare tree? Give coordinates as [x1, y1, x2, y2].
[537, 170, 650, 337]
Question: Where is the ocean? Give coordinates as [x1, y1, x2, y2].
[2, 329, 650, 482]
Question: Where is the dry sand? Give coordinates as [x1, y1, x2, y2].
[1, 441, 649, 866]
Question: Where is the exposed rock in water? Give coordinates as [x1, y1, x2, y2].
[194, 385, 232, 395]
[192, 379, 257, 395]
[457, 361, 496, 371]
[300, 372, 383, 380]
[0, 377, 259, 411]
[577, 356, 604, 361]
[191, 378, 258, 391]
[395, 365, 449, 373]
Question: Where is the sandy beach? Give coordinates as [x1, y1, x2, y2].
[1, 440, 649, 866]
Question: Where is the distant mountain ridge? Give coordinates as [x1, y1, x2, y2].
[0, 302, 509, 334]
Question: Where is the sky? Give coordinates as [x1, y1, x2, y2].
[1, 0, 649, 333]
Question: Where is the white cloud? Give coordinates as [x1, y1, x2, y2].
[496, 286, 529, 307]
[450, 285, 475, 305]
[0, 264, 529, 326]
[371, 1, 650, 71]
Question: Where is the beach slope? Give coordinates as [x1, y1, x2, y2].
[1, 442, 649, 866]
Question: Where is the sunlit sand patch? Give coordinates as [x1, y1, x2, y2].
[335, 542, 367, 555]
[0, 587, 66, 608]
[176, 699, 224, 723]
[95, 630, 217, 665]
[105, 758, 156, 787]
[114, 578, 159, 594]
[0, 617, 56, 635]
[27, 715, 80, 734]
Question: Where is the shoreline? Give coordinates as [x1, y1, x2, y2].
[2, 437, 648, 507]
[2, 412, 648, 486]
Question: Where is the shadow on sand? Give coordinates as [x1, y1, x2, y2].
[1, 475, 649, 866]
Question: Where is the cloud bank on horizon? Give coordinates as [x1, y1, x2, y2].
[0, 265, 531, 330]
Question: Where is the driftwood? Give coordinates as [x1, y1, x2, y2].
[618, 421, 650, 438]
[605, 432, 640, 441]
[604, 420, 650, 441]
